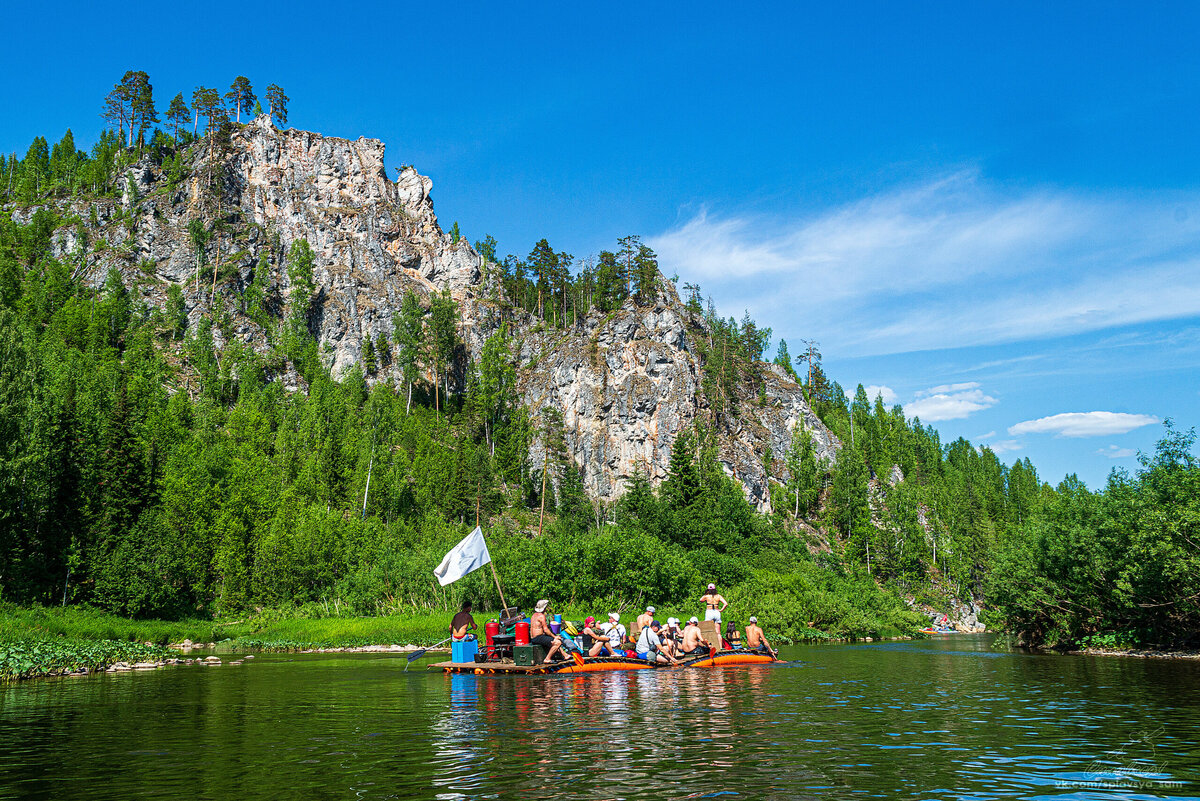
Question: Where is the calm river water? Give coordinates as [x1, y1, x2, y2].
[1, 634, 1198, 800]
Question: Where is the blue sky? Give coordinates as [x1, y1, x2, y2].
[3, 2, 1197, 487]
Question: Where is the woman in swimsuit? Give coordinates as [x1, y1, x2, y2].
[699, 583, 727, 623]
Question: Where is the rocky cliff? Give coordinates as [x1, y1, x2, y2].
[25, 116, 840, 510]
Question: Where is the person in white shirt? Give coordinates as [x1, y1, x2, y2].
[600, 612, 627, 653]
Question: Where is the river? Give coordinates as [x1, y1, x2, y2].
[1, 634, 1197, 799]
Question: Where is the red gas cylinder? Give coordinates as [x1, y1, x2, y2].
[485, 619, 499, 657]
[514, 620, 530, 646]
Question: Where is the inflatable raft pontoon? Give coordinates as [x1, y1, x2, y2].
[432, 649, 778, 675]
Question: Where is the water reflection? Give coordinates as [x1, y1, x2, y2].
[1, 637, 1199, 800]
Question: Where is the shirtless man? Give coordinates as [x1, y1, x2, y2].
[745, 616, 776, 658]
[699, 583, 727, 624]
[680, 616, 712, 656]
[635, 605, 656, 635]
[529, 599, 565, 663]
[450, 600, 477, 640]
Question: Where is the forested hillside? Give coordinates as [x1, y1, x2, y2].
[0, 71, 1196, 648]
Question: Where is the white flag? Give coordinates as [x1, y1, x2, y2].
[433, 526, 492, 586]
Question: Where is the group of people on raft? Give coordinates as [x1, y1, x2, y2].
[450, 582, 776, 665]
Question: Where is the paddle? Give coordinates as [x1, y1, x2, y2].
[404, 637, 452, 670]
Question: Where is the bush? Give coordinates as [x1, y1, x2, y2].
[687, 548, 751, 590]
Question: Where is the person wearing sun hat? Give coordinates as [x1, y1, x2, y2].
[579, 615, 614, 657]
[529, 599, 565, 662]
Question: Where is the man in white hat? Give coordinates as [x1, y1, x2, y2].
[599, 612, 627, 654]
[699, 583, 727, 624]
[681, 615, 712, 656]
[529, 599, 565, 663]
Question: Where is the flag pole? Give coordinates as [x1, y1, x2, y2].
[489, 560, 509, 616]
[478, 495, 509, 614]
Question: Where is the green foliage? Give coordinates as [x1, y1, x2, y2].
[988, 423, 1200, 648]
[265, 84, 289, 127]
[0, 639, 169, 681]
[727, 564, 927, 642]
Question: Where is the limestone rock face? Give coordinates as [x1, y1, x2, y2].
[515, 281, 839, 509]
[30, 119, 840, 510]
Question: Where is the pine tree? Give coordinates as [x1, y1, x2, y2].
[167, 93, 190, 145]
[774, 339, 798, 380]
[595, 250, 624, 312]
[632, 242, 658, 305]
[362, 334, 376, 375]
[662, 429, 701, 511]
[225, 77, 256, 124]
[474, 234, 497, 263]
[427, 290, 459, 418]
[393, 290, 425, 414]
[265, 84, 289, 127]
[165, 284, 188, 340]
[129, 71, 158, 151]
[285, 238, 316, 344]
[527, 239, 556, 319]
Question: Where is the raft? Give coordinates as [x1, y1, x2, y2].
[432, 649, 779, 675]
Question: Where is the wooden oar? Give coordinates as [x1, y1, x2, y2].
[404, 637, 452, 670]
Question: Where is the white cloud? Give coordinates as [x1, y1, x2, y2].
[1098, 445, 1136, 459]
[649, 173, 1200, 356]
[917, 382, 980, 397]
[987, 440, 1024, 455]
[1008, 412, 1158, 438]
[906, 386, 998, 422]
[847, 385, 898, 405]
[976, 430, 997, 440]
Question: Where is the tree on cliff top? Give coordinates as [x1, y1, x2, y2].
[225, 77, 256, 124]
[166, 93, 190, 145]
[265, 84, 289, 127]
